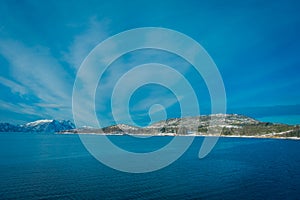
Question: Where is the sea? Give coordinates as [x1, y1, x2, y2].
[0, 133, 299, 200]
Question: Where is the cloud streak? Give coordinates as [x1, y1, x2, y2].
[64, 18, 110, 70]
[0, 38, 73, 120]
[0, 76, 27, 96]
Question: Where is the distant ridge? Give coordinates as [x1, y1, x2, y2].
[1, 114, 299, 138]
[0, 119, 75, 133]
[62, 114, 300, 138]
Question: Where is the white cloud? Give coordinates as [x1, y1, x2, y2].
[0, 18, 113, 122]
[0, 23, 202, 124]
[64, 17, 110, 70]
[34, 103, 67, 109]
[132, 93, 182, 113]
[0, 40, 72, 100]
[0, 76, 27, 95]
[0, 39, 73, 120]
[0, 99, 40, 116]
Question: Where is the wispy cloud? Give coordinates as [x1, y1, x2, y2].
[0, 38, 73, 120]
[73, 29, 201, 126]
[0, 99, 40, 117]
[132, 93, 181, 113]
[64, 17, 110, 70]
[0, 23, 201, 124]
[0, 40, 72, 100]
[0, 76, 27, 96]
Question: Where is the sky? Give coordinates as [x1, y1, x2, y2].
[0, 0, 299, 126]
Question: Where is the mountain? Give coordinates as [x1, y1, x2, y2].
[1, 114, 299, 138]
[0, 123, 24, 132]
[61, 114, 300, 138]
[0, 120, 75, 133]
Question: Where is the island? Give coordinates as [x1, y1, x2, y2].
[59, 114, 300, 139]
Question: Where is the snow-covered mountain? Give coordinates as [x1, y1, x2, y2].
[0, 119, 75, 133]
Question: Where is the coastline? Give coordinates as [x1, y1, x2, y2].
[57, 132, 300, 140]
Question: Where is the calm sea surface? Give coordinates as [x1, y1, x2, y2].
[0, 133, 299, 199]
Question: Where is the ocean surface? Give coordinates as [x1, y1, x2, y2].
[0, 133, 299, 200]
[257, 115, 300, 125]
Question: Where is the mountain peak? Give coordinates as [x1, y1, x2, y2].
[25, 119, 54, 127]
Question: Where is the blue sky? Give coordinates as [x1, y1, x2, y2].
[0, 0, 299, 125]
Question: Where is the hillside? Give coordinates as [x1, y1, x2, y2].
[61, 114, 300, 138]
[1, 114, 299, 138]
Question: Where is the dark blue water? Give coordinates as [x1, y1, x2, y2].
[0, 133, 299, 199]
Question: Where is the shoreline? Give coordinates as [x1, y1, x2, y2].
[57, 132, 300, 140]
